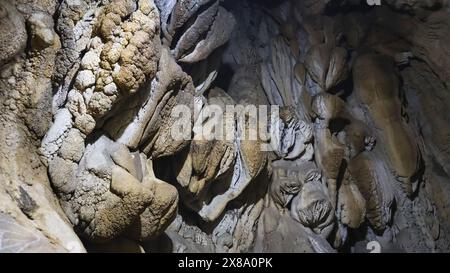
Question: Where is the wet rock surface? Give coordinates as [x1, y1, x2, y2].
[1, 0, 450, 253]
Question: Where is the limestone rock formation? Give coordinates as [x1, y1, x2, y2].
[1, 0, 450, 253]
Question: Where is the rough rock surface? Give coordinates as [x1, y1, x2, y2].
[1, 0, 450, 253]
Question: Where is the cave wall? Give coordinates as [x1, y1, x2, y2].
[0, 0, 450, 253]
